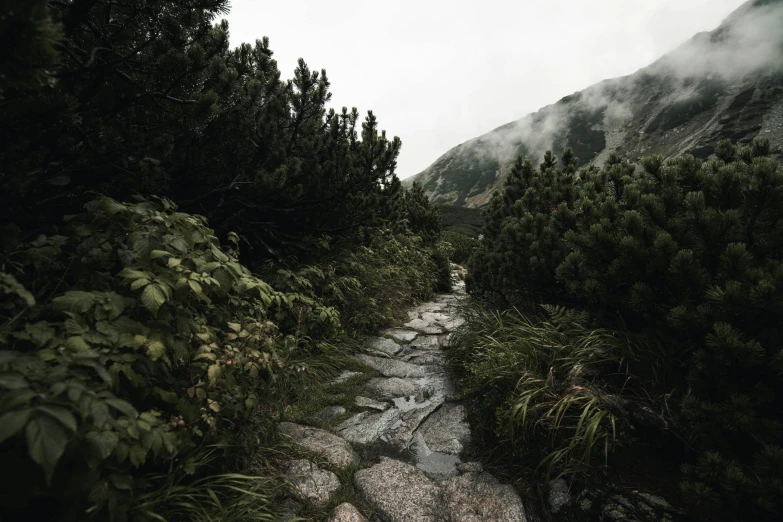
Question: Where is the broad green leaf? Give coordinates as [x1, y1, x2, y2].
[26, 415, 69, 483]
[147, 341, 166, 361]
[0, 373, 27, 390]
[65, 336, 91, 352]
[38, 406, 78, 432]
[210, 244, 229, 263]
[187, 280, 202, 295]
[141, 285, 166, 316]
[52, 291, 97, 313]
[167, 257, 182, 267]
[150, 250, 171, 259]
[207, 364, 222, 386]
[130, 278, 150, 291]
[86, 430, 119, 461]
[227, 322, 241, 333]
[105, 398, 138, 418]
[0, 409, 32, 444]
[129, 444, 147, 467]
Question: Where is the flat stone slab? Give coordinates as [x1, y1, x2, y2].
[278, 422, 359, 469]
[336, 409, 402, 444]
[384, 400, 443, 450]
[410, 335, 441, 349]
[416, 403, 471, 454]
[442, 471, 528, 521]
[366, 336, 403, 356]
[355, 354, 429, 378]
[364, 377, 419, 399]
[355, 395, 390, 411]
[421, 312, 451, 327]
[312, 405, 346, 421]
[354, 457, 445, 521]
[380, 328, 418, 343]
[284, 459, 340, 505]
[404, 317, 445, 334]
[328, 502, 368, 522]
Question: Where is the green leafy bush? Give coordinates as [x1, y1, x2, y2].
[263, 231, 438, 336]
[0, 196, 338, 519]
[467, 140, 783, 520]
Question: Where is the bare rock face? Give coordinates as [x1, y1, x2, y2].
[278, 422, 359, 469]
[442, 471, 528, 522]
[417, 403, 471, 454]
[354, 457, 446, 521]
[328, 502, 368, 522]
[284, 459, 340, 505]
[355, 353, 429, 378]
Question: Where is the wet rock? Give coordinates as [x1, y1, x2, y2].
[381, 328, 419, 343]
[407, 310, 419, 320]
[333, 371, 363, 384]
[404, 317, 445, 334]
[417, 403, 471, 454]
[422, 311, 450, 326]
[403, 352, 443, 365]
[355, 354, 429, 378]
[457, 461, 483, 473]
[384, 400, 442, 450]
[410, 335, 441, 349]
[442, 471, 528, 522]
[284, 459, 340, 505]
[354, 457, 445, 521]
[355, 395, 390, 411]
[328, 502, 368, 522]
[278, 422, 360, 469]
[444, 316, 466, 330]
[336, 408, 402, 444]
[410, 431, 461, 479]
[548, 478, 570, 514]
[364, 377, 419, 399]
[366, 336, 403, 356]
[312, 405, 346, 421]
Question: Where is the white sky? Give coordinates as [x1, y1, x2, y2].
[224, 0, 747, 179]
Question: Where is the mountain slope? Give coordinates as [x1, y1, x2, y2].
[404, 0, 783, 207]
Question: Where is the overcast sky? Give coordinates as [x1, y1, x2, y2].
[224, 0, 747, 179]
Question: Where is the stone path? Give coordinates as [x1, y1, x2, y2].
[279, 268, 529, 521]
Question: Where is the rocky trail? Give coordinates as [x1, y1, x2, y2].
[277, 268, 529, 521]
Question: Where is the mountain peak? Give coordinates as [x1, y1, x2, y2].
[405, 0, 783, 208]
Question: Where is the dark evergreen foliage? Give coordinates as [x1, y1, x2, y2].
[0, 0, 403, 262]
[468, 140, 783, 521]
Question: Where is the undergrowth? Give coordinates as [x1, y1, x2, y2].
[447, 302, 676, 480]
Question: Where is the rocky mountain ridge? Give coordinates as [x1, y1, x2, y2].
[404, 0, 783, 207]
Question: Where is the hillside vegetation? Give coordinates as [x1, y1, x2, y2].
[0, 2, 445, 520]
[451, 141, 783, 521]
